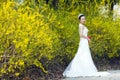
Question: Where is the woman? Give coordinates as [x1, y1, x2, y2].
[62, 14, 110, 77]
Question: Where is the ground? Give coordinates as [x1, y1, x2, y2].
[62, 70, 120, 80]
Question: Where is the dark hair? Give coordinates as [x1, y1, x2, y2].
[78, 14, 84, 20]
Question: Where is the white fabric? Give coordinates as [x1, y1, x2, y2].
[113, 4, 120, 20]
[63, 24, 110, 77]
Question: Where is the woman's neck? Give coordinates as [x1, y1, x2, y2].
[80, 23, 85, 26]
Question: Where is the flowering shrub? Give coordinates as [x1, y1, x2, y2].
[87, 16, 120, 58]
[0, 1, 61, 77]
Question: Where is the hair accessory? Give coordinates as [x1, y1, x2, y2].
[78, 14, 84, 19]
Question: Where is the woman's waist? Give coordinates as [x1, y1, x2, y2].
[80, 37, 87, 40]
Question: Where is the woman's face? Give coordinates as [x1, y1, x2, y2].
[80, 16, 86, 24]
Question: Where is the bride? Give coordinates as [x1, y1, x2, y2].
[62, 14, 110, 77]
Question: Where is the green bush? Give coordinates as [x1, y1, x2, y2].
[87, 16, 120, 58]
[0, 1, 61, 77]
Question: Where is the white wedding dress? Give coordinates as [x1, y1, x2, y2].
[63, 23, 110, 77]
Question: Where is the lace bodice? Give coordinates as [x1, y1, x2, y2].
[79, 24, 88, 37]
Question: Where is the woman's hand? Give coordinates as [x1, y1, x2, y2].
[87, 36, 91, 44]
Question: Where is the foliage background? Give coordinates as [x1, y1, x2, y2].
[0, 0, 120, 79]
